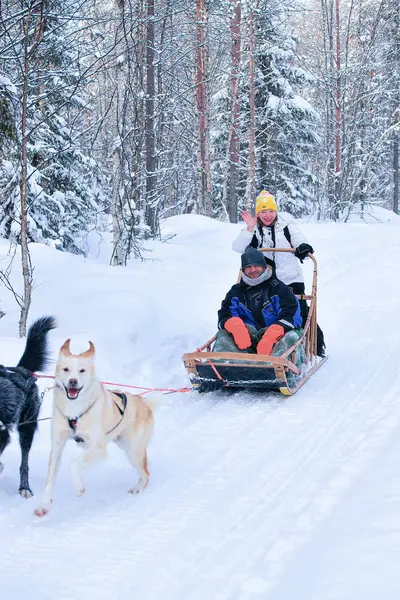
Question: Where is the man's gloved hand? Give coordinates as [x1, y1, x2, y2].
[256, 324, 285, 355]
[224, 317, 252, 350]
[295, 243, 314, 263]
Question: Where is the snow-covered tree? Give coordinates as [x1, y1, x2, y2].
[211, 0, 319, 219]
[298, 0, 399, 219]
[0, 75, 18, 227]
[0, 0, 109, 254]
[251, 1, 318, 215]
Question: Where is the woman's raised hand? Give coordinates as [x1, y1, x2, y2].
[240, 210, 257, 232]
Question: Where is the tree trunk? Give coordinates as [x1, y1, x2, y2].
[320, 0, 336, 215]
[145, 0, 158, 235]
[133, 0, 145, 236]
[334, 0, 342, 218]
[111, 144, 125, 265]
[246, 9, 255, 209]
[19, 7, 34, 337]
[111, 6, 125, 266]
[392, 0, 399, 215]
[394, 121, 399, 215]
[195, 0, 212, 215]
[226, 0, 241, 223]
[33, 0, 46, 114]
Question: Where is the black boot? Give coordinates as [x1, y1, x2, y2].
[317, 325, 326, 357]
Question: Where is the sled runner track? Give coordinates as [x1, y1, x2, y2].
[160, 335, 400, 598]
[3, 324, 395, 600]
[95, 331, 400, 598]
[1, 389, 334, 600]
[101, 364, 398, 597]
[2, 404, 397, 600]
[8, 374, 385, 598]
[178, 384, 400, 597]
[2, 318, 399, 600]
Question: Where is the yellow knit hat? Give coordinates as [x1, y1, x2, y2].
[255, 190, 278, 215]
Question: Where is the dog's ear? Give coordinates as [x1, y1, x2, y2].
[79, 341, 95, 359]
[60, 338, 72, 356]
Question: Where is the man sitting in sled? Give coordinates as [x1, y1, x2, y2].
[214, 247, 303, 355]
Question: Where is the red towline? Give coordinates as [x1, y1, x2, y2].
[34, 373, 191, 395]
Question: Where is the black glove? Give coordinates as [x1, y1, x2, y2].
[295, 243, 314, 263]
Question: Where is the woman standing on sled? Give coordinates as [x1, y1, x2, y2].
[232, 190, 326, 357]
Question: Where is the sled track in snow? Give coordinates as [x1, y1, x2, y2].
[127, 340, 400, 599]
[2, 331, 400, 599]
[176, 346, 400, 598]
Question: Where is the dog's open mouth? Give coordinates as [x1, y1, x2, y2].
[65, 386, 82, 400]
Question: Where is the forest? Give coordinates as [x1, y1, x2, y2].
[0, 0, 399, 332]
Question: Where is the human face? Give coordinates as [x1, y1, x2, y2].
[258, 209, 277, 226]
[243, 264, 266, 279]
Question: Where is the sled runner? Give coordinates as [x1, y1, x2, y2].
[183, 249, 327, 395]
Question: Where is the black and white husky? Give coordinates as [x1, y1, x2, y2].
[0, 316, 56, 497]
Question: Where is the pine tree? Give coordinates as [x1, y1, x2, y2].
[251, 0, 318, 215]
[0, 75, 18, 233]
[0, 0, 108, 254]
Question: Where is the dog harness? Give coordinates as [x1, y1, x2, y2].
[0, 365, 37, 393]
[66, 399, 98, 443]
[66, 392, 128, 443]
[0, 366, 38, 430]
[105, 392, 128, 436]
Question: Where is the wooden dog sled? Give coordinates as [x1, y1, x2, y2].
[183, 249, 328, 396]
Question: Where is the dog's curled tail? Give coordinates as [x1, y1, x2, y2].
[18, 316, 57, 373]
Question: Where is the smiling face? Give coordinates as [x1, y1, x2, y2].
[257, 209, 277, 226]
[55, 339, 95, 400]
[243, 264, 266, 279]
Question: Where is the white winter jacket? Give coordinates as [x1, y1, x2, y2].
[232, 215, 307, 284]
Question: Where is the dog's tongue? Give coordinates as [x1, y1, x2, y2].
[68, 388, 79, 399]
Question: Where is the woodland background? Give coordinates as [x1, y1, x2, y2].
[0, 0, 399, 332]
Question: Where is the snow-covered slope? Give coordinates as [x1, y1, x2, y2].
[1, 212, 400, 599]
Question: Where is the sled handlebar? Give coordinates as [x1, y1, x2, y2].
[259, 247, 317, 266]
[260, 247, 296, 252]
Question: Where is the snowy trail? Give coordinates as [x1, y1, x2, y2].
[3, 356, 399, 600]
[1, 217, 400, 599]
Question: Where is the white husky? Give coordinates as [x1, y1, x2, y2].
[34, 339, 155, 517]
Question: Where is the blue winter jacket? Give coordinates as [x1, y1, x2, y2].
[218, 276, 302, 332]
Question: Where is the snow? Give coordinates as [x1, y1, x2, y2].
[0, 74, 17, 94]
[1, 210, 400, 599]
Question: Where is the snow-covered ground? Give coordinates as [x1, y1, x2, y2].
[1, 210, 400, 599]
